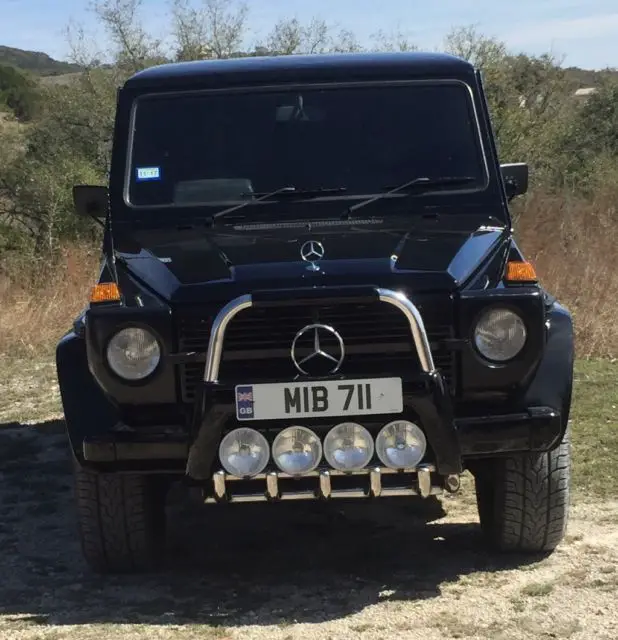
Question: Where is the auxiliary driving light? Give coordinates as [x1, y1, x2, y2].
[272, 426, 322, 475]
[324, 422, 374, 471]
[106, 326, 161, 380]
[218, 428, 270, 477]
[376, 420, 427, 470]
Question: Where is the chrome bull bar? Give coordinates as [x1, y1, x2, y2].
[202, 288, 436, 383]
[198, 288, 441, 498]
[204, 464, 442, 504]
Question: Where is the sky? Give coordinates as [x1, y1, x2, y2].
[0, 0, 617, 70]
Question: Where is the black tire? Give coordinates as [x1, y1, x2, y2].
[73, 460, 167, 573]
[473, 429, 571, 553]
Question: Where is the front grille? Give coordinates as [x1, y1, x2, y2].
[176, 301, 456, 403]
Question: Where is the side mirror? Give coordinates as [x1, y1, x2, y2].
[73, 185, 109, 219]
[500, 163, 528, 200]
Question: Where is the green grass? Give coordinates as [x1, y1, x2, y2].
[520, 581, 555, 597]
[570, 359, 618, 499]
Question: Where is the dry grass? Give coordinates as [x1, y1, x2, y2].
[0, 243, 99, 358]
[513, 189, 618, 357]
[1, 188, 616, 359]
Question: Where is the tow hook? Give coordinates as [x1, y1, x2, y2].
[444, 474, 461, 493]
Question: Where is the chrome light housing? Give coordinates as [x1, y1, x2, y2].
[474, 307, 527, 362]
[272, 426, 322, 475]
[376, 420, 427, 470]
[324, 422, 374, 471]
[219, 428, 270, 477]
[106, 326, 161, 380]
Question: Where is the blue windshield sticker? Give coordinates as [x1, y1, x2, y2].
[136, 166, 161, 182]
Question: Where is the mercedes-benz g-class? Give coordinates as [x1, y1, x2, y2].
[57, 52, 574, 573]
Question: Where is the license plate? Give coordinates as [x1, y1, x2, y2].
[235, 377, 403, 421]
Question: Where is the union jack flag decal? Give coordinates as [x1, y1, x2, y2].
[235, 385, 255, 420]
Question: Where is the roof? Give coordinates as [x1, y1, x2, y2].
[123, 52, 476, 91]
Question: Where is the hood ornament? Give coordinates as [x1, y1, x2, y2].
[300, 240, 324, 271]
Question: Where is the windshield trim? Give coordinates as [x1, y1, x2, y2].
[122, 78, 491, 211]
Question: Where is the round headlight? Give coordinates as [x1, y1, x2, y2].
[219, 428, 269, 477]
[272, 426, 322, 476]
[106, 327, 161, 380]
[474, 307, 527, 362]
[376, 420, 427, 470]
[324, 422, 374, 471]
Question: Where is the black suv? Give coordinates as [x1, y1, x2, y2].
[57, 52, 574, 573]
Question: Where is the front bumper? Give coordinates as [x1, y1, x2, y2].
[81, 403, 562, 500]
[206, 465, 444, 503]
[82, 404, 563, 464]
[80, 287, 564, 501]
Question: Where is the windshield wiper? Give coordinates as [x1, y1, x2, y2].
[211, 186, 347, 222]
[346, 176, 477, 215]
[250, 187, 347, 198]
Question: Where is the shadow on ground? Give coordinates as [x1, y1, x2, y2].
[0, 419, 542, 629]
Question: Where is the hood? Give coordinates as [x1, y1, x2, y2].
[113, 217, 509, 305]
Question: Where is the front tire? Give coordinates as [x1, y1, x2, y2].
[73, 460, 167, 573]
[473, 429, 571, 553]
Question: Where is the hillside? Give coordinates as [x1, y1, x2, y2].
[0, 45, 81, 76]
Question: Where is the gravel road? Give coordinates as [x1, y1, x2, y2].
[0, 419, 617, 640]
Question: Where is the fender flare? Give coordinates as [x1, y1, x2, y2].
[522, 300, 574, 439]
[55, 329, 119, 461]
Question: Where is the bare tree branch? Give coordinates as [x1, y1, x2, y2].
[171, 0, 248, 60]
[263, 17, 361, 55]
[370, 27, 417, 52]
[92, 0, 165, 72]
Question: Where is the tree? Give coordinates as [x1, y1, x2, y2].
[572, 80, 618, 158]
[263, 17, 361, 55]
[171, 0, 249, 60]
[0, 61, 116, 251]
[0, 143, 103, 253]
[0, 64, 39, 121]
[93, 0, 167, 73]
[443, 25, 507, 68]
[442, 25, 573, 185]
[552, 79, 618, 192]
[370, 27, 417, 52]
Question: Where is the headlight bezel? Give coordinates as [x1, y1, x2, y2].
[104, 322, 163, 382]
[471, 304, 529, 365]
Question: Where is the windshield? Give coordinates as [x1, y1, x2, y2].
[127, 81, 489, 209]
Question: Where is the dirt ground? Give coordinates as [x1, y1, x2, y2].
[0, 417, 617, 640]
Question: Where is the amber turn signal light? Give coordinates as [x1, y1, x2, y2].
[505, 261, 537, 283]
[90, 282, 121, 303]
